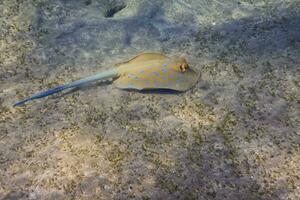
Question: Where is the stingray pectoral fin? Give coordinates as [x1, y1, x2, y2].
[114, 68, 199, 91]
[142, 68, 199, 91]
[115, 52, 169, 66]
[114, 77, 144, 90]
[173, 68, 200, 91]
[13, 69, 118, 106]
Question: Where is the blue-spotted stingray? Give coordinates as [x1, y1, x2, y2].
[14, 53, 199, 106]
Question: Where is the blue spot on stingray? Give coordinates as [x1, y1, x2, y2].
[162, 68, 167, 73]
[176, 79, 182, 84]
[140, 70, 145, 74]
[163, 63, 168, 67]
[127, 84, 134, 88]
[128, 74, 139, 79]
[153, 72, 160, 76]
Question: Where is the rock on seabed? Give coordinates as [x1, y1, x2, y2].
[0, 0, 299, 199]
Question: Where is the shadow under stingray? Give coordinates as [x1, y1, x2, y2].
[53, 78, 185, 100]
[56, 83, 182, 99]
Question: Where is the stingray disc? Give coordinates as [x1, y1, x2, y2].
[114, 55, 199, 91]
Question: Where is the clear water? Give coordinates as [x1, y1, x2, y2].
[0, 0, 299, 199]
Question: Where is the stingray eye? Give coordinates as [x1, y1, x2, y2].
[180, 63, 188, 72]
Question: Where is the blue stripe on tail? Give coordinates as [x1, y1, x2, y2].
[13, 69, 118, 107]
[13, 86, 65, 107]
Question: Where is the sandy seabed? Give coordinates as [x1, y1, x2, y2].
[0, 0, 299, 199]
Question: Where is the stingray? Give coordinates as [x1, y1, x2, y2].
[14, 53, 199, 106]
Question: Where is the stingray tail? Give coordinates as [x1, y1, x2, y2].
[13, 69, 118, 107]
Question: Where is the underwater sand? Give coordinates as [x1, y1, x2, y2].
[0, 0, 299, 199]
